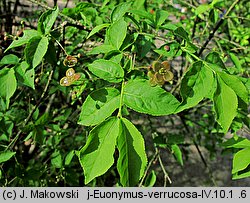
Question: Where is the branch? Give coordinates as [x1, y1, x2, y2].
[157, 149, 172, 186]
[5, 69, 54, 151]
[178, 114, 217, 186]
[198, 0, 241, 56]
[138, 150, 158, 187]
[27, 0, 85, 28]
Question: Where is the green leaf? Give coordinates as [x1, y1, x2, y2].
[5, 29, 40, 52]
[144, 170, 156, 187]
[120, 33, 138, 51]
[0, 54, 19, 66]
[87, 24, 110, 39]
[88, 44, 116, 55]
[221, 136, 250, 149]
[153, 134, 184, 147]
[176, 61, 215, 112]
[205, 52, 226, 70]
[233, 170, 250, 180]
[78, 117, 119, 184]
[87, 59, 124, 83]
[37, 6, 59, 35]
[183, 42, 198, 54]
[15, 61, 35, 89]
[44, 40, 57, 66]
[78, 88, 120, 126]
[195, 4, 211, 15]
[174, 27, 189, 40]
[0, 68, 17, 108]
[130, 9, 154, 22]
[213, 76, 238, 133]
[154, 42, 181, 58]
[132, 0, 146, 10]
[229, 52, 242, 71]
[35, 112, 49, 126]
[209, 9, 219, 24]
[218, 72, 248, 105]
[107, 18, 127, 49]
[171, 144, 183, 166]
[155, 10, 169, 28]
[0, 151, 16, 164]
[232, 148, 250, 174]
[161, 23, 178, 31]
[24, 36, 49, 69]
[111, 2, 132, 22]
[123, 79, 180, 116]
[134, 35, 152, 59]
[51, 151, 62, 168]
[117, 118, 147, 186]
[65, 150, 75, 166]
[105, 51, 123, 63]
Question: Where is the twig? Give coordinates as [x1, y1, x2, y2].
[215, 35, 248, 51]
[176, 0, 196, 9]
[138, 150, 159, 187]
[26, 0, 85, 28]
[179, 115, 217, 186]
[191, 17, 198, 39]
[157, 148, 172, 186]
[55, 39, 68, 55]
[198, 0, 241, 56]
[225, 16, 250, 21]
[5, 70, 54, 151]
[45, 93, 56, 113]
[146, 116, 172, 186]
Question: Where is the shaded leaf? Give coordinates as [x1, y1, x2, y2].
[205, 52, 226, 70]
[37, 6, 59, 35]
[51, 151, 62, 168]
[24, 36, 49, 69]
[176, 61, 215, 112]
[221, 136, 250, 149]
[117, 118, 147, 186]
[15, 61, 35, 89]
[134, 35, 152, 59]
[144, 170, 156, 187]
[65, 150, 75, 166]
[0, 68, 17, 108]
[174, 27, 189, 40]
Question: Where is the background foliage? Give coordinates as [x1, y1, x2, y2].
[0, 0, 249, 186]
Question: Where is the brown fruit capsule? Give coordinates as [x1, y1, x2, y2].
[60, 68, 81, 86]
[63, 55, 78, 67]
